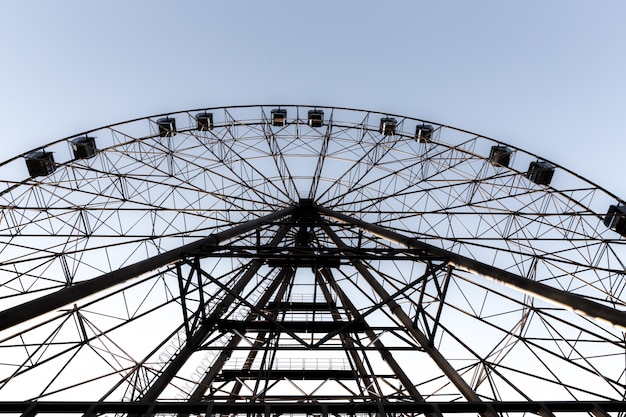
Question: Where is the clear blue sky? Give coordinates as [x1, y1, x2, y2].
[1, 1, 625, 197]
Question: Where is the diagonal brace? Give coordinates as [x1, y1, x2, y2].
[0, 206, 296, 333]
[318, 205, 626, 332]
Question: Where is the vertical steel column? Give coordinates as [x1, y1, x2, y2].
[190, 267, 295, 403]
[175, 268, 297, 417]
[319, 222, 486, 405]
[318, 267, 436, 407]
[315, 268, 380, 398]
[133, 219, 294, 407]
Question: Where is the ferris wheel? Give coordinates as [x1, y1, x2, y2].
[0, 105, 624, 416]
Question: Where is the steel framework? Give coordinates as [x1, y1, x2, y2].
[0, 105, 625, 416]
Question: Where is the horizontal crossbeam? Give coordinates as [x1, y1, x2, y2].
[211, 319, 369, 333]
[216, 369, 357, 381]
[2, 400, 624, 415]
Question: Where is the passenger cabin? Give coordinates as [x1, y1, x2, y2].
[604, 204, 626, 236]
[271, 109, 287, 127]
[379, 117, 397, 135]
[308, 110, 324, 127]
[489, 145, 513, 167]
[527, 161, 555, 185]
[416, 124, 434, 143]
[71, 136, 97, 159]
[157, 117, 176, 137]
[25, 151, 56, 177]
[195, 112, 214, 131]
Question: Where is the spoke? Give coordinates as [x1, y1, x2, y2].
[0, 105, 624, 412]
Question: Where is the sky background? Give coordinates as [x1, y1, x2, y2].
[1, 1, 625, 199]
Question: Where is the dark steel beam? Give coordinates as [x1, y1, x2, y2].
[315, 268, 380, 399]
[318, 267, 437, 411]
[2, 400, 625, 415]
[0, 206, 296, 333]
[210, 319, 370, 332]
[319, 222, 487, 409]
[188, 267, 295, 404]
[217, 369, 356, 381]
[134, 219, 295, 407]
[430, 265, 453, 342]
[222, 267, 296, 404]
[318, 205, 626, 331]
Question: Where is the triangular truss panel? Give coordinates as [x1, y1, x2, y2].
[0, 105, 625, 416]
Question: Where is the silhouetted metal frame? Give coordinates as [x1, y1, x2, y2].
[0, 206, 297, 333]
[318, 205, 626, 331]
[2, 400, 625, 416]
[125, 216, 296, 413]
[1, 105, 625, 414]
[319, 219, 487, 409]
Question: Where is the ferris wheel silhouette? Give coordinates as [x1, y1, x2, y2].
[0, 105, 624, 416]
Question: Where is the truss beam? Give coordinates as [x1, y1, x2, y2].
[132, 219, 296, 406]
[0, 206, 296, 333]
[318, 205, 626, 331]
[319, 220, 485, 406]
[318, 267, 433, 405]
[1, 400, 624, 415]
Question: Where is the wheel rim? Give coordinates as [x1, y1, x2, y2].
[0, 105, 624, 408]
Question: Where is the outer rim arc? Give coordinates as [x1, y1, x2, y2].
[2, 104, 622, 205]
[0, 104, 625, 410]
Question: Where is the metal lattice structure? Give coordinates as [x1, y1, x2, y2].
[0, 105, 625, 416]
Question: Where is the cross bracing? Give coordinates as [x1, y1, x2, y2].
[0, 105, 624, 416]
